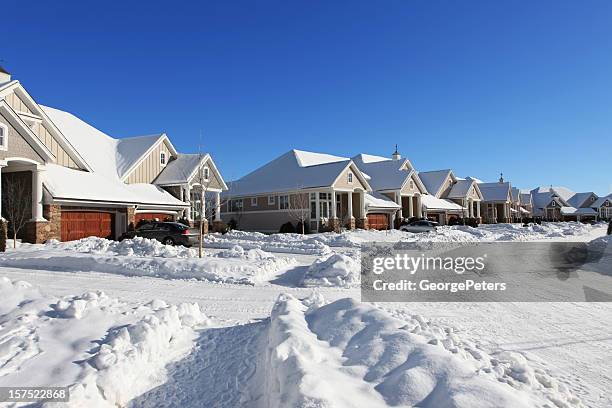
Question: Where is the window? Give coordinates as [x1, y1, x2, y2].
[268, 196, 275, 205]
[347, 172, 353, 183]
[251, 197, 257, 206]
[230, 199, 243, 212]
[410, 180, 414, 189]
[203, 167, 210, 180]
[279, 195, 289, 210]
[0, 123, 7, 151]
[551, 201, 556, 207]
[160, 151, 166, 166]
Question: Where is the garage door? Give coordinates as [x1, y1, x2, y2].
[135, 213, 175, 223]
[61, 212, 114, 241]
[367, 213, 389, 230]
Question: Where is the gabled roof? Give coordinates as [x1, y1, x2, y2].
[418, 169, 454, 197]
[153, 153, 228, 190]
[116, 134, 165, 178]
[592, 194, 612, 208]
[530, 186, 574, 209]
[531, 186, 575, 202]
[351, 154, 421, 192]
[0, 66, 9, 75]
[365, 192, 401, 211]
[567, 192, 597, 208]
[479, 182, 512, 202]
[226, 149, 370, 197]
[0, 100, 55, 162]
[519, 192, 532, 206]
[447, 179, 478, 199]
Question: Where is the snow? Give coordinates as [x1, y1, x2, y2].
[153, 153, 207, 185]
[352, 154, 414, 191]
[418, 169, 453, 196]
[0, 237, 296, 285]
[364, 191, 401, 210]
[448, 179, 476, 199]
[479, 181, 512, 202]
[420, 194, 464, 211]
[0, 222, 609, 407]
[301, 253, 361, 287]
[115, 133, 165, 178]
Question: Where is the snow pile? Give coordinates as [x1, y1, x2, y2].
[205, 230, 332, 255]
[0, 240, 296, 285]
[46, 236, 196, 258]
[0, 276, 40, 315]
[265, 294, 582, 408]
[301, 253, 361, 288]
[51, 291, 120, 319]
[66, 303, 210, 407]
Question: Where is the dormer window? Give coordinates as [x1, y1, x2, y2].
[0, 123, 7, 151]
[160, 151, 167, 166]
[348, 172, 353, 183]
[203, 167, 210, 180]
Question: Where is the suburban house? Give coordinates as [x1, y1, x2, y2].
[351, 149, 427, 228]
[511, 188, 532, 219]
[221, 149, 401, 232]
[476, 176, 513, 223]
[590, 194, 611, 220]
[530, 186, 579, 221]
[417, 170, 483, 224]
[519, 191, 534, 217]
[0, 67, 226, 242]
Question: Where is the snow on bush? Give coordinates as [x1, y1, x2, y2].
[265, 294, 583, 408]
[1, 238, 296, 285]
[51, 291, 120, 319]
[301, 253, 360, 288]
[65, 302, 210, 407]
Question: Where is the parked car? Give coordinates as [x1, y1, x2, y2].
[120, 222, 199, 246]
[399, 220, 438, 233]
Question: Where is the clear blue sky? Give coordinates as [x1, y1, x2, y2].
[3, 1, 612, 194]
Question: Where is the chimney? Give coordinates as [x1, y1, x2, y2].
[392, 144, 401, 161]
[0, 65, 11, 83]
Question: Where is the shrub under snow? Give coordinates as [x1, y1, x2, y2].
[301, 253, 361, 288]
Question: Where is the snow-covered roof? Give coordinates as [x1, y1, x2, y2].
[592, 194, 612, 208]
[531, 186, 575, 202]
[154, 153, 208, 185]
[567, 192, 596, 208]
[479, 182, 511, 202]
[226, 150, 370, 197]
[447, 179, 474, 199]
[40, 106, 186, 207]
[560, 206, 578, 215]
[519, 192, 532, 206]
[418, 170, 453, 197]
[116, 134, 165, 178]
[352, 154, 414, 191]
[466, 176, 484, 184]
[421, 194, 464, 211]
[44, 164, 187, 207]
[364, 192, 400, 210]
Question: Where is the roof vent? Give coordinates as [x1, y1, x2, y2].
[0, 65, 11, 83]
[392, 144, 401, 161]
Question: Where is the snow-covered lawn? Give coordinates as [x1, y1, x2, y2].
[0, 222, 610, 407]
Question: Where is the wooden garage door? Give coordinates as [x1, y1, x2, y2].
[367, 213, 389, 230]
[135, 213, 175, 223]
[61, 212, 114, 241]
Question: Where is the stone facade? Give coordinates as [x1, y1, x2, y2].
[127, 206, 136, 230]
[328, 217, 341, 233]
[347, 217, 356, 230]
[356, 217, 369, 230]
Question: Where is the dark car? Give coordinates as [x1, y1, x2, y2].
[399, 219, 438, 233]
[120, 222, 199, 246]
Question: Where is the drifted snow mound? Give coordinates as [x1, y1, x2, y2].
[266, 294, 582, 408]
[52, 291, 120, 319]
[1, 240, 296, 284]
[46, 236, 196, 258]
[205, 230, 332, 255]
[62, 303, 211, 407]
[301, 253, 360, 288]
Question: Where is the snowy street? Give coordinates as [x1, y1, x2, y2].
[1, 223, 611, 407]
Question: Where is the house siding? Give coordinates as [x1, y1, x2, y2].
[333, 166, 367, 190]
[221, 209, 297, 232]
[0, 112, 45, 163]
[400, 174, 422, 195]
[126, 139, 173, 184]
[187, 157, 224, 190]
[5, 92, 33, 115]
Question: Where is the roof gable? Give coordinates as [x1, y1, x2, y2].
[418, 169, 455, 197]
[118, 134, 177, 181]
[0, 101, 55, 162]
[479, 181, 512, 202]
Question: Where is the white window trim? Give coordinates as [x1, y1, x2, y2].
[268, 195, 275, 205]
[160, 151, 167, 167]
[203, 166, 210, 181]
[347, 172, 353, 184]
[0, 123, 8, 151]
[279, 195, 289, 210]
[251, 197, 257, 206]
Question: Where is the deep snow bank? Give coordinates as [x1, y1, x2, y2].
[205, 230, 332, 255]
[300, 253, 361, 288]
[266, 294, 583, 408]
[0, 237, 296, 284]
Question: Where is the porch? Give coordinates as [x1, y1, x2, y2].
[310, 188, 368, 232]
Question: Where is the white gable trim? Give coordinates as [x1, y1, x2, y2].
[399, 169, 428, 195]
[185, 154, 229, 190]
[331, 161, 372, 192]
[3, 82, 92, 171]
[120, 133, 178, 182]
[0, 100, 55, 162]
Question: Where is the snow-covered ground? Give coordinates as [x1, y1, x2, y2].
[0, 222, 610, 407]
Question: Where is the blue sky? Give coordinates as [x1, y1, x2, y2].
[2, 1, 612, 193]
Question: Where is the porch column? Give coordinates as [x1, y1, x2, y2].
[315, 191, 320, 231]
[476, 201, 481, 218]
[407, 194, 413, 218]
[347, 191, 353, 219]
[31, 166, 45, 221]
[215, 191, 221, 221]
[331, 189, 337, 219]
[201, 189, 206, 219]
[0, 161, 6, 219]
[185, 185, 192, 221]
[395, 191, 402, 220]
[468, 199, 473, 218]
[416, 195, 422, 218]
[360, 191, 366, 218]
